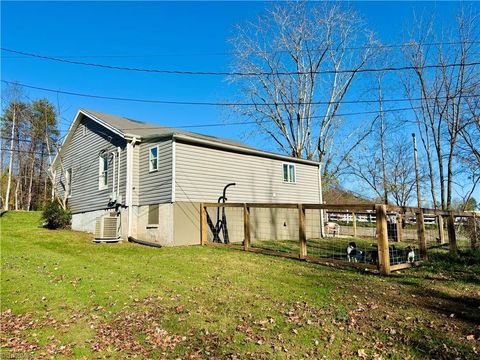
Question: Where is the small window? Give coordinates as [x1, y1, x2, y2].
[66, 168, 72, 197]
[99, 155, 108, 190]
[82, 124, 87, 137]
[148, 204, 159, 225]
[149, 146, 158, 172]
[282, 163, 296, 183]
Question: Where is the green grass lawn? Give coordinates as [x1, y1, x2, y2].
[1, 211, 479, 359]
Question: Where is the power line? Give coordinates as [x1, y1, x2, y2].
[0, 147, 49, 156]
[2, 47, 479, 76]
[2, 80, 479, 107]
[2, 41, 478, 59]
[125, 106, 423, 130]
[0, 136, 60, 145]
[0, 107, 421, 136]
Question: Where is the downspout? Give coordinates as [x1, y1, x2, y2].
[126, 137, 137, 238]
[112, 152, 116, 195]
[318, 163, 325, 238]
[51, 170, 56, 201]
[117, 147, 121, 199]
[170, 139, 176, 244]
[171, 139, 176, 202]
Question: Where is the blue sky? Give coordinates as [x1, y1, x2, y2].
[2, 1, 478, 202]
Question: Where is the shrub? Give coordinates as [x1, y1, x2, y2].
[42, 201, 71, 229]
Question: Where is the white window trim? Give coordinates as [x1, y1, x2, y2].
[149, 145, 159, 172]
[282, 163, 297, 184]
[99, 155, 108, 190]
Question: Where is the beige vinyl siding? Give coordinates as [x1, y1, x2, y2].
[138, 140, 172, 205]
[54, 115, 127, 214]
[174, 141, 320, 203]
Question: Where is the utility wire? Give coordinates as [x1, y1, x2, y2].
[0, 147, 49, 156]
[0, 136, 61, 146]
[2, 80, 479, 107]
[2, 40, 478, 59]
[0, 106, 422, 140]
[2, 47, 479, 76]
[122, 106, 423, 130]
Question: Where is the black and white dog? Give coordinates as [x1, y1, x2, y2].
[406, 246, 415, 263]
[346, 242, 363, 262]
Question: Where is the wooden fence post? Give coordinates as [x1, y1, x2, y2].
[447, 213, 457, 256]
[375, 204, 390, 275]
[352, 212, 357, 238]
[417, 209, 427, 260]
[471, 213, 477, 250]
[396, 213, 403, 242]
[243, 204, 250, 251]
[437, 215, 445, 244]
[200, 203, 207, 245]
[299, 204, 307, 259]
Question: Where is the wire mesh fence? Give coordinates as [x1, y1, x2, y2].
[454, 217, 474, 250]
[249, 206, 300, 256]
[200, 202, 479, 275]
[304, 208, 378, 266]
[203, 204, 244, 246]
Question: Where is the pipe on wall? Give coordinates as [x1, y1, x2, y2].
[126, 137, 137, 238]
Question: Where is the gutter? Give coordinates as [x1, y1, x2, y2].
[318, 164, 325, 238]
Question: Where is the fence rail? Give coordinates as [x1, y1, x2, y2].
[200, 202, 479, 275]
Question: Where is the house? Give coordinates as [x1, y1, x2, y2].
[323, 186, 373, 205]
[52, 109, 322, 246]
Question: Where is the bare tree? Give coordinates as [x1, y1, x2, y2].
[387, 140, 421, 207]
[345, 131, 423, 207]
[376, 71, 389, 204]
[229, 1, 378, 183]
[402, 8, 480, 210]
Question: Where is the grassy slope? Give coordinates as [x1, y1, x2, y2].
[1, 211, 479, 359]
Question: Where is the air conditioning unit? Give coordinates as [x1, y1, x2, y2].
[94, 213, 119, 242]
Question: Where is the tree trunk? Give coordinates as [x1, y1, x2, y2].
[380, 114, 388, 205]
[14, 179, 20, 210]
[4, 105, 16, 211]
[26, 139, 36, 211]
[436, 145, 446, 210]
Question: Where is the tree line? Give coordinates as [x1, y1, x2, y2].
[1, 85, 59, 211]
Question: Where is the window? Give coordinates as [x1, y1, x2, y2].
[283, 163, 296, 183]
[66, 168, 72, 197]
[82, 124, 87, 137]
[99, 155, 108, 190]
[149, 146, 158, 172]
[148, 204, 159, 225]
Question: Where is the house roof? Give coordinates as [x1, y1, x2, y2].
[81, 109, 255, 149]
[323, 187, 373, 205]
[51, 109, 320, 168]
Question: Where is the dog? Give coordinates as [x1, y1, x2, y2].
[365, 248, 378, 265]
[346, 242, 363, 262]
[406, 246, 415, 263]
